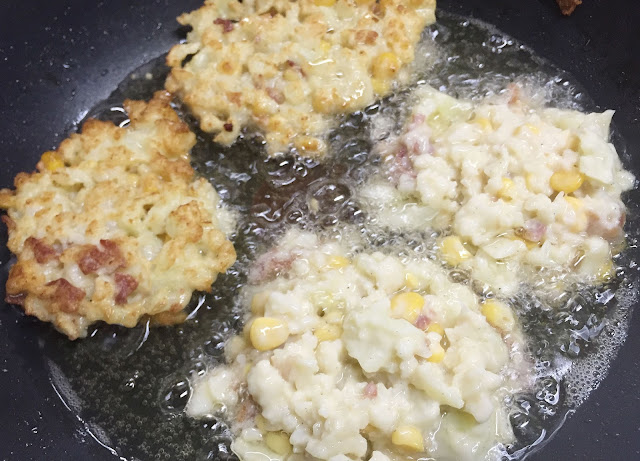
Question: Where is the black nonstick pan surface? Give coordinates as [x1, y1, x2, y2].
[1, 0, 639, 460]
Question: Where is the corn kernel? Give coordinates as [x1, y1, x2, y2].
[314, 0, 336, 5]
[497, 177, 515, 200]
[251, 291, 270, 316]
[312, 88, 339, 114]
[567, 133, 580, 151]
[255, 415, 268, 432]
[372, 52, 401, 80]
[427, 342, 445, 363]
[525, 173, 537, 192]
[319, 39, 332, 56]
[391, 425, 424, 452]
[564, 196, 587, 233]
[41, 151, 64, 171]
[371, 77, 390, 95]
[596, 260, 615, 282]
[283, 68, 300, 82]
[475, 117, 493, 131]
[405, 272, 420, 290]
[326, 255, 350, 270]
[512, 235, 539, 250]
[390, 292, 424, 324]
[324, 310, 344, 324]
[355, 0, 375, 4]
[481, 300, 515, 332]
[294, 135, 323, 153]
[440, 236, 472, 266]
[426, 322, 445, 337]
[522, 123, 540, 135]
[314, 323, 342, 342]
[550, 170, 585, 194]
[243, 363, 252, 376]
[265, 431, 292, 455]
[250, 317, 289, 351]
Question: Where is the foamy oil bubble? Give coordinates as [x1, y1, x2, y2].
[31, 10, 638, 461]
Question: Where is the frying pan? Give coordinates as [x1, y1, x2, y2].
[1, 0, 639, 459]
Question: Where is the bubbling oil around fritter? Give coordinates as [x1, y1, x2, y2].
[39, 12, 638, 461]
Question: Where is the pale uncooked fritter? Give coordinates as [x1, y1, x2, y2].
[0, 91, 236, 339]
[188, 230, 529, 461]
[165, 0, 436, 157]
[361, 85, 635, 295]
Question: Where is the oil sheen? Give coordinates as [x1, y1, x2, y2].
[39, 12, 639, 461]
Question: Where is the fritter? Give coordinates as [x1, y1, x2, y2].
[166, 0, 436, 157]
[0, 91, 236, 339]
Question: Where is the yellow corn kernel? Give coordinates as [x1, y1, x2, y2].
[481, 300, 515, 332]
[250, 317, 289, 351]
[311, 88, 339, 114]
[427, 342, 445, 363]
[324, 310, 344, 324]
[283, 68, 300, 82]
[596, 260, 615, 282]
[390, 292, 424, 324]
[255, 415, 268, 432]
[521, 123, 540, 135]
[440, 236, 472, 266]
[564, 196, 587, 233]
[319, 39, 332, 56]
[251, 291, 270, 316]
[326, 255, 350, 270]
[314, 0, 336, 5]
[243, 363, 252, 376]
[426, 322, 445, 337]
[497, 177, 515, 200]
[512, 235, 539, 250]
[40, 151, 64, 171]
[475, 117, 492, 132]
[525, 173, 538, 192]
[314, 323, 342, 342]
[391, 425, 424, 452]
[371, 78, 390, 95]
[294, 135, 323, 153]
[372, 52, 401, 80]
[265, 431, 292, 456]
[217, 59, 238, 75]
[567, 133, 580, 151]
[405, 272, 420, 290]
[550, 170, 585, 194]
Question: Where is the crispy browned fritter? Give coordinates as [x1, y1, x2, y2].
[0, 91, 236, 339]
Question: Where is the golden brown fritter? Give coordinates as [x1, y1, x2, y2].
[165, 0, 436, 157]
[0, 91, 236, 339]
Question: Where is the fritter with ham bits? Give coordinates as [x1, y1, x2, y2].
[166, 0, 435, 157]
[0, 91, 236, 339]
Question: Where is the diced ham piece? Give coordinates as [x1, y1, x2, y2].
[1, 215, 15, 231]
[520, 219, 547, 242]
[114, 273, 138, 305]
[415, 315, 430, 331]
[78, 239, 125, 275]
[5, 292, 26, 306]
[387, 144, 416, 184]
[266, 87, 285, 104]
[249, 250, 297, 283]
[587, 209, 626, 242]
[213, 18, 234, 33]
[45, 278, 85, 313]
[25, 237, 59, 264]
[402, 113, 432, 156]
[363, 382, 378, 399]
